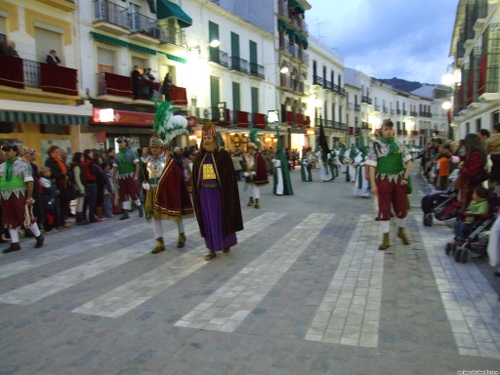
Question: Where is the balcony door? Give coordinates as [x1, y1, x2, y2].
[97, 47, 115, 73]
[130, 3, 142, 33]
[35, 27, 62, 64]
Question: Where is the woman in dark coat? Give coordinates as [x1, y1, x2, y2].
[458, 133, 487, 212]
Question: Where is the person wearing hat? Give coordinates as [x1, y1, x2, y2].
[191, 122, 243, 261]
[243, 130, 269, 208]
[0, 142, 44, 253]
[143, 134, 193, 253]
[366, 118, 412, 250]
[112, 136, 143, 220]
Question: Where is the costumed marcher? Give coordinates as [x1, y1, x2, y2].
[327, 149, 339, 179]
[317, 146, 333, 182]
[346, 144, 360, 182]
[191, 122, 243, 261]
[243, 129, 269, 208]
[0, 142, 44, 253]
[366, 119, 412, 250]
[144, 100, 192, 254]
[272, 128, 293, 195]
[353, 134, 370, 198]
[301, 155, 313, 182]
[112, 136, 144, 220]
[339, 143, 348, 176]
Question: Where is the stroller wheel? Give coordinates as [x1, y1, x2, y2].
[454, 248, 462, 263]
[460, 249, 469, 264]
[445, 243, 452, 255]
[423, 214, 433, 227]
[451, 243, 457, 255]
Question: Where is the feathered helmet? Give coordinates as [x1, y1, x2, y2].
[153, 100, 189, 144]
[248, 128, 262, 150]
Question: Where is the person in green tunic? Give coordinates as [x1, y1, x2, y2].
[272, 129, 293, 195]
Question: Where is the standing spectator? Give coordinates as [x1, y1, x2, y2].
[486, 122, 500, 184]
[191, 122, 243, 261]
[231, 149, 243, 181]
[101, 161, 114, 219]
[243, 132, 269, 209]
[46, 50, 61, 65]
[39, 166, 57, 232]
[0, 142, 44, 253]
[457, 133, 487, 212]
[82, 149, 101, 223]
[44, 145, 70, 230]
[131, 65, 141, 100]
[70, 152, 86, 225]
[5, 41, 19, 57]
[162, 72, 172, 101]
[436, 144, 452, 191]
[104, 147, 116, 169]
[141, 68, 150, 99]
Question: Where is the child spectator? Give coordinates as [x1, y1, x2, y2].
[436, 144, 452, 191]
[454, 185, 489, 245]
[39, 166, 57, 232]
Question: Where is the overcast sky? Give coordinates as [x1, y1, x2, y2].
[306, 0, 458, 84]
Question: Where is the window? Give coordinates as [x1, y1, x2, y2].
[209, 21, 220, 63]
[97, 47, 115, 73]
[475, 118, 481, 132]
[210, 76, 220, 111]
[232, 82, 241, 111]
[35, 27, 62, 64]
[132, 56, 147, 73]
[251, 87, 259, 114]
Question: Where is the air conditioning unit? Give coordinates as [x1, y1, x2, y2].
[202, 107, 212, 120]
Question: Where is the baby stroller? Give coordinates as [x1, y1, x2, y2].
[422, 170, 460, 227]
[444, 192, 499, 263]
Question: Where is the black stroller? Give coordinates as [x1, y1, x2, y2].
[444, 192, 499, 263]
[422, 170, 459, 227]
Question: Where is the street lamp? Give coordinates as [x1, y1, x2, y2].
[209, 39, 220, 48]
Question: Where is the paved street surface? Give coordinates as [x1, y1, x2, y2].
[1, 165, 500, 375]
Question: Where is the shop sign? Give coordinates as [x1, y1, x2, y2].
[92, 108, 155, 127]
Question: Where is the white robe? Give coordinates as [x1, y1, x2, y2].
[273, 159, 283, 195]
[318, 157, 332, 182]
[487, 215, 500, 267]
[353, 154, 370, 197]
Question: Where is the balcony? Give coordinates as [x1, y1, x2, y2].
[403, 110, 408, 115]
[313, 75, 324, 87]
[277, 1, 290, 19]
[0, 55, 79, 99]
[36, 0, 77, 12]
[323, 80, 332, 91]
[374, 105, 380, 112]
[129, 12, 160, 44]
[383, 106, 388, 113]
[411, 130, 419, 136]
[230, 56, 249, 74]
[209, 48, 229, 68]
[279, 37, 291, 56]
[235, 110, 250, 128]
[159, 25, 187, 48]
[93, 0, 129, 35]
[252, 112, 267, 129]
[361, 95, 372, 105]
[397, 109, 401, 115]
[97, 72, 133, 99]
[354, 104, 361, 112]
[249, 63, 264, 79]
[299, 50, 309, 66]
[410, 111, 418, 117]
[390, 109, 395, 115]
[279, 75, 304, 95]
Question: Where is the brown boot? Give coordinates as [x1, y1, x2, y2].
[34, 234, 45, 249]
[398, 228, 410, 245]
[255, 198, 260, 209]
[247, 197, 254, 206]
[3, 242, 21, 254]
[177, 233, 186, 248]
[152, 237, 165, 254]
[378, 233, 390, 251]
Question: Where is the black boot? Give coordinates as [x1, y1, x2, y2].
[120, 210, 130, 220]
[3, 242, 21, 254]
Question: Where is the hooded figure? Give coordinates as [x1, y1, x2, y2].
[243, 128, 269, 208]
[272, 128, 294, 195]
[353, 134, 370, 197]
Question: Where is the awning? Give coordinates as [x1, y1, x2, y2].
[288, 0, 305, 13]
[158, 51, 187, 64]
[146, 0, 156, 13]
[91, 32, 127, 48]
[278, 19, 290, 32]
[0, 111, 89, 125]
[157, 0, 193, 28]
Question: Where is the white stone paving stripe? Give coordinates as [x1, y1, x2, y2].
[174, 213, 334, 332]
[415, 215, 500, 359]
[0, 220, 154, 280]
[304, 214, 383, 347]
[72, 213, 286, 318]
[0, 221, 200, 305]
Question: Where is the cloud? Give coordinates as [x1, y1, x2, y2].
[307, 0, 457, 83]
